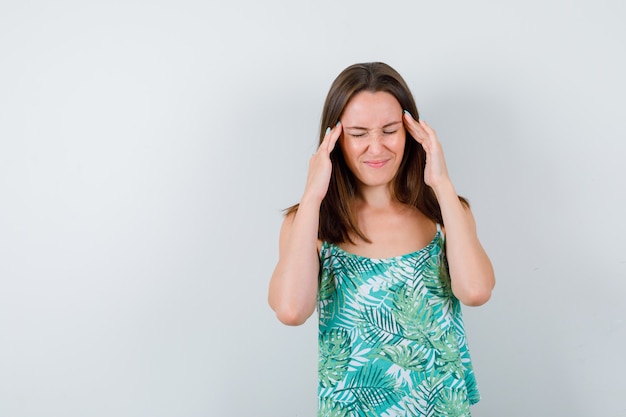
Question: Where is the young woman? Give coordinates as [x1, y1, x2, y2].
[269, 62, 495, 416]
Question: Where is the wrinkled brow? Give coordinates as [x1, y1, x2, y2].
[344, 121, 402, 130]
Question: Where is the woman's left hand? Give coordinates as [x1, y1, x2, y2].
[404, 111, 495, 306]
[403, 112, 451, 190]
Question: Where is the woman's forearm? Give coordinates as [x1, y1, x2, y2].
[434, 181, 495, 306]
[268, 196, 322, 325]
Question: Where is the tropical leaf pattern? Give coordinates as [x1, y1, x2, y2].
[317, 226, 480, 416]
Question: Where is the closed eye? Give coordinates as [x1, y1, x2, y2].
[383, 130, 397, 135]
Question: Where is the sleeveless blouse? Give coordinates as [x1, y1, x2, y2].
[317, 226, 480, 416]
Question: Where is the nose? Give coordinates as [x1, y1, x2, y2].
[366, 130, 385, 152]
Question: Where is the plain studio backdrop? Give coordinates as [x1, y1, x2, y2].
[1, 0, 624, 416]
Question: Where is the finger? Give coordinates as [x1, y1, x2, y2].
[403, 112, 427, 144]
[327, 121, 342, 153]
[319, 121, 341, 153]
[317, 125, 333, 153]
[402, 110, 418, 129]
[418, 120, 440, 148]
[419, 120, 437, 138]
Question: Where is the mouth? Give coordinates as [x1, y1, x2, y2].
[364, 159, 389, 168]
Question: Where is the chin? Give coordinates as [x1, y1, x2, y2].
[357, 176, 396, 188]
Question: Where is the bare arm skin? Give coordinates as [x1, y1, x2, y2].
[403, 113, 495, 306]
[268, 123, 343, 325]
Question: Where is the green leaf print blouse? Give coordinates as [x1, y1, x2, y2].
[318, 225, 480, 417]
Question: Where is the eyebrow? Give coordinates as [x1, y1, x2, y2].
[344, 121, 402, 130]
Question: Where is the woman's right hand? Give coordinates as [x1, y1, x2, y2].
[302, 122, 342, 203]
[268, 122, 342, 326]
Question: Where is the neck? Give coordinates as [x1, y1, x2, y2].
[356, 184, 398, 210]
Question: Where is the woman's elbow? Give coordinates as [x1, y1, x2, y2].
[459, 289, 492, 307]
[274, 306, 313, 326]
[269, 298, 314, 326]
[455, 278, 494, 306]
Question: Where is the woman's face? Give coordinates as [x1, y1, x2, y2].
[339, 90, 406, 189]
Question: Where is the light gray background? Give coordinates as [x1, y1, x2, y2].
[1, 1, 624, 416]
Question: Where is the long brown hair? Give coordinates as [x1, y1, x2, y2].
[288, 62, 467, 244]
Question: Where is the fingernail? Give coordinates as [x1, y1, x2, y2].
[325, 127, 331, 135]
[336, 121, 341, 126]
[403, 110, 412, 117]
